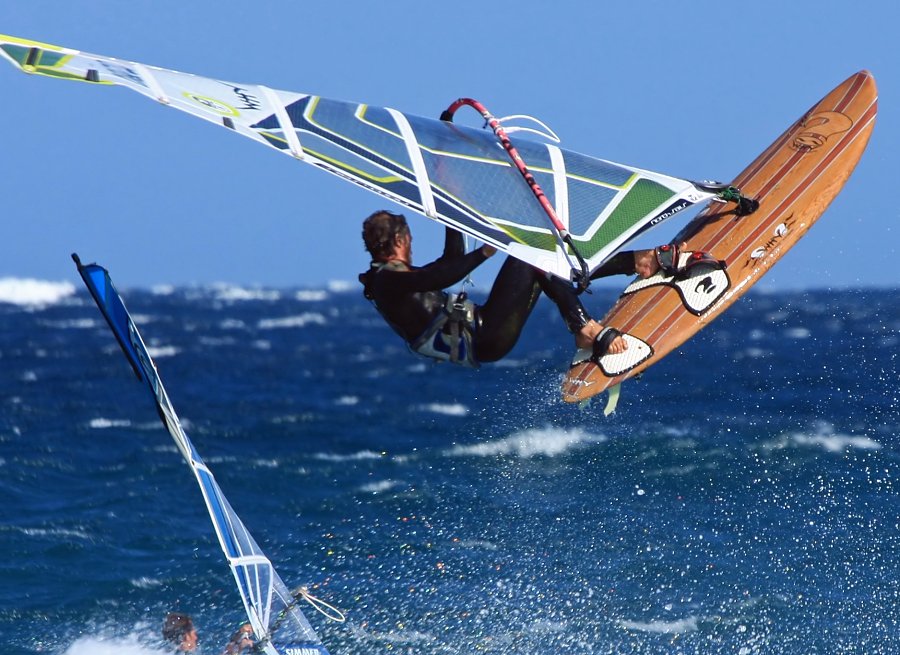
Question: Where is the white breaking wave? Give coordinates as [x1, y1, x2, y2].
[145, 345, 178, 358]
[18, 526, 91, 540]
[359, 479, 403, 494]
[417, 403, 468, 417]
[761, 422, 881, 453]
[314, 450, 385, 462]
[448, 426, 604, 458]
[257, 313, 327, 329]
[619, 616, 699, 633]
[39, 318, 97, 329]
[212, 284, 281, 302]
[790, 431, 881, 453]
[64, 633, 168, 655]
[0, 277, 76, 306]
[130, 576, 163, 589]
[326, 279, 354, 293]
[295, 289, 328, 301]
[89, 418, 132, 429]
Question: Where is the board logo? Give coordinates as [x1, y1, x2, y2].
[749, 218, 794, 261]
[695, 276, 717, 295]
[791, 111, 852, 151]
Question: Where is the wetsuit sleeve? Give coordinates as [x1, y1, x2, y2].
[376, 237, 490, 294]
[590, 251, 636, 279]
[440, 227, 465, 260]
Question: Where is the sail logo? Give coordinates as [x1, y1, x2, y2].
[230, 86, 262, 111]
[649, 198, 691, 227]
[284, 648, 327, 655]
[183, 92, 239, 117]
[791, 111, 852, 151]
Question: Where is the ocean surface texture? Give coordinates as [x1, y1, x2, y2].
[1, 279, 898, 654]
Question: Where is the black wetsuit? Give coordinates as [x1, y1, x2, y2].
[359, 228, 636, 363]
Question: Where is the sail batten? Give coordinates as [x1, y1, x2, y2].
[1, 33, 721, 281]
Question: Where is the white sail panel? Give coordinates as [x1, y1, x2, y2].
[3, 34, 721, 280]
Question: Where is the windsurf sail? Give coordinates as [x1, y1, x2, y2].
[1, 34, 749, 283]
[72, 253, 338, 655]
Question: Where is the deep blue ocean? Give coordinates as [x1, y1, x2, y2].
[1, 278, 898, 654]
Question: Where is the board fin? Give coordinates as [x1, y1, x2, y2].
[603, 384, 621, 415]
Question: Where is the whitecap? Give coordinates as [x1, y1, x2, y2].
[295, 289, 328, 301]
[335, 396, 359, 406]
[761, 422, 881, 454]
[447, 426, 603, 458]
[619, 616, 698, 633]
[19, 526, 91, 540]
[257, 313, 327, 329]
[90, 418, 132, 429]
[130, 576, 163, 589]
[146, 345, 178, 358]
[792, 432, 881, 453]
[0, 277, 76, 306]
[417, 403, 468, 417]
[314, 450, 384, 462]
[63, 633, 168, 655]
[785, 326, 811, 339]
[359, 480, 403, 494]
[40, 318, 97, 329]
[326, 279, 354, 293]
[213, 284, 281, 302]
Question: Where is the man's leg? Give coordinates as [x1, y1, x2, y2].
[476, 257, 615, 362]
[474, 257, 544, 362]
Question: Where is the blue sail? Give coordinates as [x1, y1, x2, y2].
[73, 253, 334, 655]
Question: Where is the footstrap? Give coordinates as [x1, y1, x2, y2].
[655, 244, 726, 280]
[655, 243, 680, 276]
[592, 327, 622, 362]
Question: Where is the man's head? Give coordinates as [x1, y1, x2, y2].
[362, 210, 410, 261]
[163, 612, 198, 651]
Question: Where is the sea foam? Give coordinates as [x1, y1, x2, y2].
[447, 426, 603, 458]
[0, 277, 75, 306]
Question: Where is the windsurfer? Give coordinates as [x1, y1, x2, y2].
[358, 210, 666, 366]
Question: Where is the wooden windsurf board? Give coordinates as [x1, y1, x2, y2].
[562, 71, 877, 404]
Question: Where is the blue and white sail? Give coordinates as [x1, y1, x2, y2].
[73, 254, 335, 655]
[3, 34, 721, 281]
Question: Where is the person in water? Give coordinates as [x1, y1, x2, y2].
[358, 210, 671, 367]
[162, 613, 256, 654]
[162, 612, 198, 652]
[221, 623, 255, 654]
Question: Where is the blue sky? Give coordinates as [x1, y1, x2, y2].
[1, 1, 896, 290]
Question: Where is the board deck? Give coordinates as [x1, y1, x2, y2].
[562, 71, 877, 404]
